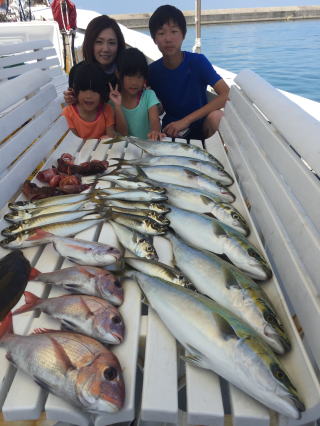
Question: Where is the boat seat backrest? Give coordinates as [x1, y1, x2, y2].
[0, 68, 68, 211]
[0, 39, 68, 100]
[217, 69, 320, 366]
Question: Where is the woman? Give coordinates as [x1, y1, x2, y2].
[64, 15, 125, 104]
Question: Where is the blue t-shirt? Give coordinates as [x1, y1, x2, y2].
[148, 51, 222, 128]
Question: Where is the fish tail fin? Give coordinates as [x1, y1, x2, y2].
[29, 267, 41, 280]
[0, 312, 13, 338]
[27, 229, 53, 242]
[12, 291, 41, 315]
[109, 158, 128, 165]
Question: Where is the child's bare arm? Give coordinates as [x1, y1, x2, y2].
[147, 104, 166, 141]
[163, 79, 229, 138]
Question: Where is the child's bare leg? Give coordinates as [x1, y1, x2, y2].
[203, 110, 224, 139]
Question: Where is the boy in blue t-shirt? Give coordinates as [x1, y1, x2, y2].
[148, 5, 230, 140]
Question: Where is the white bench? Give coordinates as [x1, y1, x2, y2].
[0, 39, 68, 102]
[0, 65, 320, 426]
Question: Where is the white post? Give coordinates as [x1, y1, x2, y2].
[192, 0, 201, 53]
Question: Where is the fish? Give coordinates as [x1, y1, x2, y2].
[130, 179, 249, 236]
[101, 199, 170, 214]
[166, 206, 272, 280]
[125, 257, 192, 287]
[8, 193, 91, 211]
[97, 188, 168, 202]
[89, 173, 153, 190]
[49, 234, 122, 266]
[124, 136, 224, 168]
[0, 250, 31, 320]
[111, 221, 158, 260]
[121, 165, 235, 203]
[111, 212, 168, 236]
[13, 291, 125, 345]
[1, 209, 101, 236]
[129, 271, 304, 419]
[112, 154, 234, 186]
[0, 213, 111, 249]
[4, 199, 91, 223]
[110, 206, 170, 225]
[0, 325, 125, 413]
[32, 265, 123, 306]
[166, 232, 289, 354]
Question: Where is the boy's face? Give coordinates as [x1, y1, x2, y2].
[154, 20, 184, 57]
[77, 90, 101, 112]
[122, 74, 145, 96]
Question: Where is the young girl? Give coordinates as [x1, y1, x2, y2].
[62, 63, 119, 139]
[113, 47, 165, 140]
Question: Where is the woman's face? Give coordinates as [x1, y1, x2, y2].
[93, 28, 118, 69]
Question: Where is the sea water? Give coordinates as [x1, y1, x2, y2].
[139, 19, 320, 102]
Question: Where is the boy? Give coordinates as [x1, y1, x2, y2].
[148, 5, 229, 140]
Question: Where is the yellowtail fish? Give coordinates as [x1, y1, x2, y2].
[111, 221, 158, 260]
[0, 323, 125, 413]
[124, 136, 224, 168]
[166, 206, 271, 280]
[121, 165, 235, 203]
[112, 154, 234, 186]
[13, 291, 124, 345]
[8, 193, 91, 211]
[166, 232, 289, 354]
[32, 265, 123, 306]
[129, 271, 304, 419]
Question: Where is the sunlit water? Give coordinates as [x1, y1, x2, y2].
[139, 19, 320, 102]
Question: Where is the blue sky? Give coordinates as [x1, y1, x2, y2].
[72, 1, 317, 15]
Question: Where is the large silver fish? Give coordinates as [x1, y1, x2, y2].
[131, 179, 248, 236]
[112, 154, 234, 186]
[13, 292, 125, 345]
[111, 221, 158, 260]
[110, 206, 169, 225]
[122, 165, 235, 203]
[166, 206, 271, 280]
[32, 265, 123, 306]
[130, 271, 304, 419]
[0, 329, 125, 413]
[125, 257, 192, 287]
[167, 232, 289, 354]
[125, 136, 223, 168]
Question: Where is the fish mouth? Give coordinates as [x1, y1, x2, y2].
[286, 394, 305, 419]
[265, 329, 291, 355]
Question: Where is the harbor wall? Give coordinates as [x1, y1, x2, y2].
[110, 6, 320, 28]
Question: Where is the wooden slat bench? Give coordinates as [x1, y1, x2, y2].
[0, 65, 320, 426]
[0, 39, 68, 103]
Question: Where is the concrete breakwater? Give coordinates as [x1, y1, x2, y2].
[110, 6, 320, 28]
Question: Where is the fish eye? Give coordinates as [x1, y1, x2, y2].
[264, 312, 277, 325]
[112, 316, 122, 324]
[146, 246, 154, 252]
[138, 238, 146, 244]
[103, 366, 118, 381]
[231, 212, 240, 220]
[114, 279, 121, 288]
